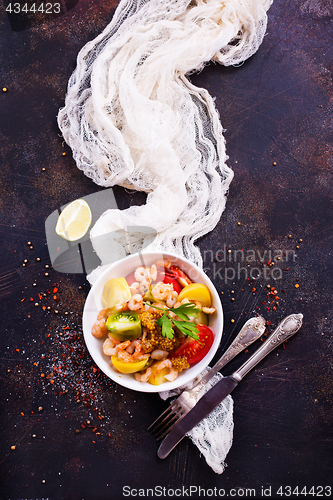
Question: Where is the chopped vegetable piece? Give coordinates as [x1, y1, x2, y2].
[195, 310, 209, 326]
[106, 311, 141, 342]
[111, 355, 149, 374]
[171, 324, 214, 365]
[148, 363, 170, 385]
[177, 283, 212, 308]
[101, 278, 131, 309]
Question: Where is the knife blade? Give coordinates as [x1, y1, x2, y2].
[157, 313, 303, 459]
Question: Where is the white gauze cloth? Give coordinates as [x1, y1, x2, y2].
[159, 369, 234, 474]
[58, 0, 272, 473]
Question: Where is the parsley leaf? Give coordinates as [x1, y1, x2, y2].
[169, 302, 201, 321]
[156, 313, 174, 339]
[172, 319, 201, 342]
[143, 301, 203, 342]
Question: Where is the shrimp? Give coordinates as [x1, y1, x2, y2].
[135, 367, 152, 383]
[116, 340, 132, 351]
[156, 358, 172, 372]
[164, 368, 178, 382]
[166, 290, 178, 308]
[129, 282, 140, 295]
[202, 306, 216, 314]
[152, 281, 173, 301]
[145, 301, 168, 312]
[134, 266, 146, 282]
[155, 259, 171, 269]
[126, 339, 143, 359]
[117, 350, 149, 362]
[114, 302, 129, 312]
[139, 279, 151, 295]
[97, 308, 111, 320]
[149, 264, 157, 281]
[151, 349, 169, 360]
[103, 338, 117, 356]
[117, 350, 134, 363]
[91, 319, 108, 338]
[128, 294, 144, 311]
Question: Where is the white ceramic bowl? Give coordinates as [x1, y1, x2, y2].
[82, 251, 223, 393]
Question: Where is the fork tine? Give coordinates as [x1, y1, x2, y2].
[152, 407, 186, 441]
[147, 403, 175, 433]
[154, 409, 187, 441]
[148, 402, 179, 434]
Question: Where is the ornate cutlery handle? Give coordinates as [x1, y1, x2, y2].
[232, 313, 303, 382]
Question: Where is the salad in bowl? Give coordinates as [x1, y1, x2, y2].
[82, 252, 223, 392]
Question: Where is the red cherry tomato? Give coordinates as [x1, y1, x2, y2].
[171, 324, 214, 365]
[155, 270, 182, 294]
[170, 265, 192, 287]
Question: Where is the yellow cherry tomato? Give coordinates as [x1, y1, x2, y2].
[111, 355, 149, 374]
[101, 278, 131, 309]
[177, 283, 212, 308]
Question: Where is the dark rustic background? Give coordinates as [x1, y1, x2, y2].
[1, 1, 332, 499]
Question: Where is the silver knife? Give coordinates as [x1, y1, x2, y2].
[157, 313, 303, 459]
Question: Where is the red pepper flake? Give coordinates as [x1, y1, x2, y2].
[282, 343, 286, 349]
[21, 412, 25, 416]
[30, 297, 34, 302]
[63, 326, 70, 330]
[20, 298, 25, 302]
[244, 349, 248, 353]
[16, 349, 20, 352]
[252, 287, 256, 293]
[53, 287, 58, 294]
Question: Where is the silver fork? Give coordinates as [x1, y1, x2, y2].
[148, 315, 266, 440]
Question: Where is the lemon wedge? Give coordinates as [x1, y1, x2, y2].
[101, 278, 132, 309]
[55, 199, 92, 241]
